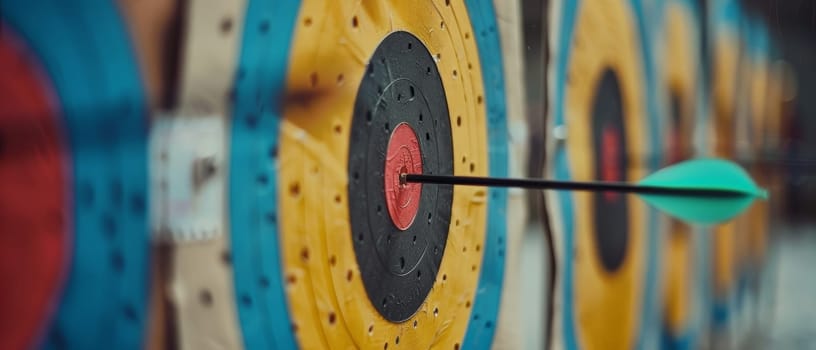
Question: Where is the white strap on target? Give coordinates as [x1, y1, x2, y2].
[150, 0, 246, 349]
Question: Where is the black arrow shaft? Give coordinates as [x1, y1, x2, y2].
[403, 174, 745, 198]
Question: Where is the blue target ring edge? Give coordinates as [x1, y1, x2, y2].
[229, 0, 301, 349]
[462, 0, 510, 348]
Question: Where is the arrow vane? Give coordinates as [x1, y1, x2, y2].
[402, 158, 768, 224]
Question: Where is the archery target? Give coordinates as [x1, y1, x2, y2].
[657, 1, 708, 347]
[763, 60, 787, 156]
[731, 17, 773, 338]
[228, 1, 302, 348]
[709, 0, 742, 159]
[707, 0, 743, 331]
[546, 0, 660, 348]
[226, 0, 510, 348]
[2, 1, 151, 348]
[744, 21, 770, 159]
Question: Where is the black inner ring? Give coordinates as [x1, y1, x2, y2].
[591, 69, 630, 273]
[347, 31, 454, 322]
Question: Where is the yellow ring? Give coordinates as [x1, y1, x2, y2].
[710, 27, 740, 303]
[279, 1, 488, 348]
[660, 2, 700, 337]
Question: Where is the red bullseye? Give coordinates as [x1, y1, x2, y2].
[0, 32, 70, 350]
[601, 125, 622, 201]
[384, 123, 423, 230]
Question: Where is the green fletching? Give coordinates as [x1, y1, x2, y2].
[637, 158, 767, 224]
[639, 194, 755, 224]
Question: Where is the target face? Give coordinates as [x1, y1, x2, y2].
[732, 18, 772, 339]
[658, 2, 707, 346]
[278, 4, 488, 345]
[547, 0, 661, 348]
[662, 89, 696, 340]
[228, 0, 509, 348]
[708, 0, 743, 329]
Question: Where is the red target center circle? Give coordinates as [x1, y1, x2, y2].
[601, 125, 622, 201]
[384, 123, 423, 230]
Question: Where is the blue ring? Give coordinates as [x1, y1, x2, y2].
[4, 2, 150, 349]
[229, 0, 301, 349]
[552, 1, 580, 347]
[227, 1, 508, 347]
[461, 0, 509, 348]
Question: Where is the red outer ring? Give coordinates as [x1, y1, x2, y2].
[384, 123, 423, 230]
[0, 32, 70, 350]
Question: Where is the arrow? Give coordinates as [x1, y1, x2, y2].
[403, 158, 767, 224]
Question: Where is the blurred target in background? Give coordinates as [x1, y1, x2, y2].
[545, 0, 662, 348]
[655, 0, 710, 348]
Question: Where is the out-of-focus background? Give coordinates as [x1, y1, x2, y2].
[519, 0, 816, 348]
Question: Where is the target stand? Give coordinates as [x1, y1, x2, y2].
[707, 0, 745, 340]
[656, 1, 710, 348]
